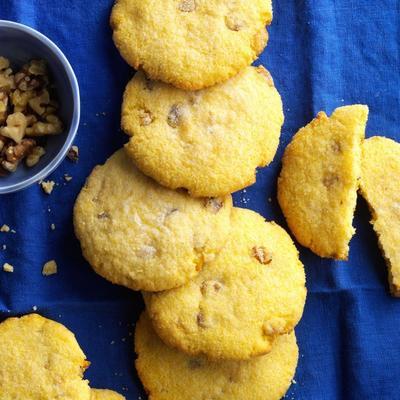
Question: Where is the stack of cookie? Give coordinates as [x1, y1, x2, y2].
[73, 1, 308, 398]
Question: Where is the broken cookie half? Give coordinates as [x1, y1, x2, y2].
[360, 136, 400, 297]
[278, 105, 369, 259]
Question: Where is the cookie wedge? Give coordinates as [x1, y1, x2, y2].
[278, 105, 369, 259]
[360, 136, 400, 296]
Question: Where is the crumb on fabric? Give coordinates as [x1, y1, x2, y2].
[0, 224, 10, 232]
[3, 262, 13, 272]
[64, 174, 72, 182]
[42, 260, 57, 276]
[32, 305, 37, 311]
[41, 180, 55, 194]
[50, 223, 55, 231]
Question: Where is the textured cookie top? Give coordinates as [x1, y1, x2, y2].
[123, 67, 284, 197]
[145, 207, 306, 360]
[74, 149, 232, 292]
[111, 0, 272, 90]
[0, 314, 91, 400]
[135, 313, 298, 400]
[360, 136, 400, 296]
[91, 389, 126, 400]
[278, 105, 369, 260]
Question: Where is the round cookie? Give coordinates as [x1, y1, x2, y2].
[110, 0, 272, 90]
[145, 207, 306, 360]
[0, 314, 91, 400]
[91, 389, 126, 400]
[123, 66, 284, 197]
[135, 312, 298, 400]
[74, 149, 232, 292]
[277, 105, 368, 260]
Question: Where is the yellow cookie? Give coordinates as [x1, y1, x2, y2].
[123, 66, 284, 197]
[110, 0, 272, 90]
[135, 312, 298, 400]
[74, 149, 232, 292]
[145, 207, 306, 360]
[278, 105, 369, 259]
[0, 314, 91, 400]
[91, 389, 126, 400]
[360, 136, 400, 296]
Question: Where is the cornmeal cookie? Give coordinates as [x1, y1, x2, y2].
[135, 313, 298, 400]
[278, 105, 369, 260]
[0, 314, 91, 400]
[360, 136, 400, 296]
[111, 0, 272, 90]
[123, 67, 284, 197]
[145, 207, 306, 360]
[91, 389, 126, 400]
[74, 149, 232, 292]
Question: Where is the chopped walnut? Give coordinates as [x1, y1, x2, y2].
[167, 103, 184, 128]
[28, 89, 50, 116]
[67, 145, 79, 162]
[97, 211, 110, 219]
[200, 279, 223, 295]
[252, 246, 272, 265]
[10, 89, 36, 113]
[42, 259, 57, 276]
[0, 91, 9, 124]
[323, 173, 340, 188]
[204, 197, 223, 213]
[331, 140, 342, 153]
[0, 57, 9, 70]
[2, 138, 36, 172]
[40, 180, 55, 195]
[0, 224, 10, 232]
[26, 146, 46, 167]
[138, 108, 153, 126]
[0, 112, 27, 143]
[26, 114, 63, 136]
[196, 312, 208, 328]
[28, 59, 47, 76]
[0, 59, 15, 92]
[178, 0, 196, 12]
[225, 14, 246, 31]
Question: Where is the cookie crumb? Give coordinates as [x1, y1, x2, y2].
[3, 262, 13, 272]
[64, 174, 72, 182]
[42, 260, 57, 276]
[50, 223, 55, 231]
[0, 224, 10, 232]
[41, 180, 55, 194]
[2, 244, 6, 250]
[32, 305, 37, 311]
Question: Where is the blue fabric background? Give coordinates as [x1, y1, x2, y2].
[1, 1, 399, 399]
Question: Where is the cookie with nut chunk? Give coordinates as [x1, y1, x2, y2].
[145, 207, 306, 360]
[278, 105, 369, 260]
[123, 66, 283, 197]
[360, 136, 400, 296]
[91, 389, 126, 400]
[0, 314, 91, 399]
[74, 149, 232, 292]
[111, 0, 272, 90]
[135, 312, 299, 400]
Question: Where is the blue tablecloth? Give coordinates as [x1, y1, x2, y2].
[1, 1, 399, 399]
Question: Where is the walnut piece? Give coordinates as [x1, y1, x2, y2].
[26, 114, 63, 136]
[204, 197, 224, 213]
[0, 112, 27, 143]
[0, 91, 8, 125]
[2, 138, 36, 172]
[323, 173, 340, 188]
[26, 146, 46, 167]
[3, 262, 14, 273]
[138, 108, 153, 126]
[67, 145, 79, 162]
[28, 89, 50, 116]
[167, 103, 184, 128]
[178, 0, 196, 12]
[42, 259, 57, 276]
[252, 246, 272, 265]
[40, 180, 55, 195]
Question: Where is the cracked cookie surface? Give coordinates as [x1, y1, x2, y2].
[135, 312, 298, 400]
[0, 314, 91, 400]
[278, 105, 369, 260]
[74, 149, 232, 292]
[111, 0, 272, 90]
[360, 136, 400, 296]
[145, 207, 306, 360]
[123, 67, 283, 197]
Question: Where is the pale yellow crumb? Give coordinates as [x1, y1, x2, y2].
[64, 174, 73, 182]
[3, 263, 14, 273]
[42, 260, 57, 276]
[41, 180, 55, 195]
[0, 224, 10, 232]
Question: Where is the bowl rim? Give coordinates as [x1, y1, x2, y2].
[0, 20, 80, 194]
